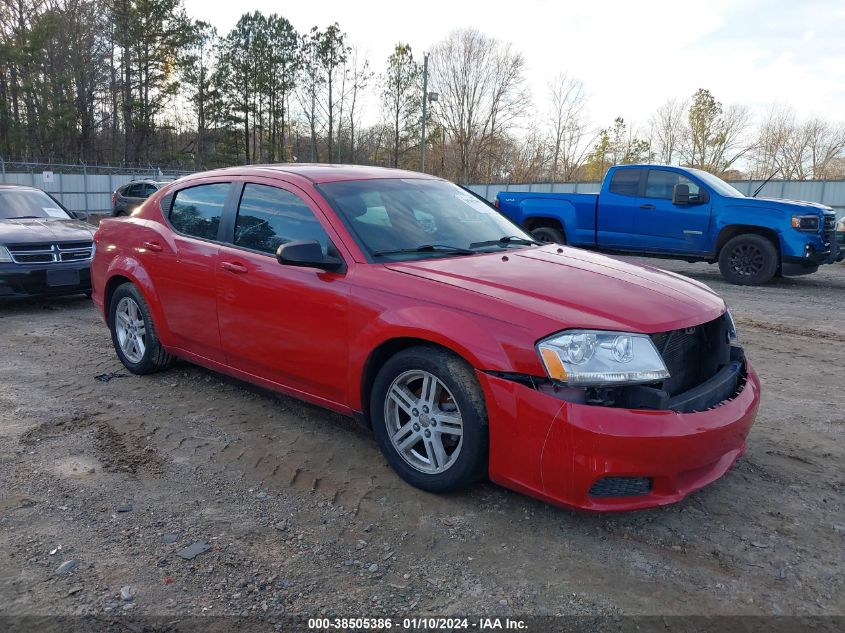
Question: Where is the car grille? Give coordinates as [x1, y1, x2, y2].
[649, 315, 732, 397]
[589, 477, 652, 498]
[8, 241, 94, 264]
[823, 214, 835, 247]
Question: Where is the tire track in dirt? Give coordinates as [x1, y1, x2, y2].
[2, 288, 844, 615]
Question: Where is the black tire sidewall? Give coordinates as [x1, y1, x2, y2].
[531, 226, 565, 245]
[109, 284, 163, 374]
[370, 347, 488, 492]
[719, 234, 778, 285]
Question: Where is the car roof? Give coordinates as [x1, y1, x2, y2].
[177, 164, 440, 185]
[0, 183, 41, 191]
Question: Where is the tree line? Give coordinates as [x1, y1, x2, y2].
[2, 0, 844, 182]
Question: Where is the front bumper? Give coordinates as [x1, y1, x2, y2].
[782, 228, 841, 272]
[0, 261, 92, 299]
[478, 361, 760, 512]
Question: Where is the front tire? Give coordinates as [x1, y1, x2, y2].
[109, 283, 174, 374]
[718, 234, 778, 285]
[370, 346, 488, 492]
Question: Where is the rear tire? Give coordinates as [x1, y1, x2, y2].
[370, 346, 488, 493]
[718, 234, 778, 285]
[530, 226, 565, 245]
[109, 283, 174, 374]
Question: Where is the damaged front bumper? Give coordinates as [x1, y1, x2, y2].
[477, 358, 760, 512]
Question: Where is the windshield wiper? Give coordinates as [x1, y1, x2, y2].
[372, 244, 476, 257]
[469, 235, 540, 249]
[7, 215, 42, 219]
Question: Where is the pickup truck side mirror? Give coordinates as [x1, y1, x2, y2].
[276, 240, 344, 272]
[672, 184, 690, 205]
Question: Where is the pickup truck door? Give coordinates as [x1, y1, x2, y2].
[633, 169, 711, 253]
[596, 168, 644, 248]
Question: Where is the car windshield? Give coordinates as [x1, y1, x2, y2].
[0, 189, 72, 220]
[689, 169, 745, 198]
[318, 178, 535, 260]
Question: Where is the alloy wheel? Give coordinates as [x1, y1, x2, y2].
[383, 370, 463, 474]
[115, 296, 147, 363]
[728, 243, 764, 277]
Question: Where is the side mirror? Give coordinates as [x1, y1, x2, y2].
[70, 210, 90, 221]
[276, 240, 343, 272]
[672, 184, 690, 205]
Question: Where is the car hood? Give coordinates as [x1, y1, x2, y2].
[0, 218, 95, 245]
[731, 196, 833, 215]
[385, 246, 726, 335]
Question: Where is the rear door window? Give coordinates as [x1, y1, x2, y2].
[139, 183, 158, 198]
[234, 184, 331, 255]
[609, 169, 643, 197]
[645, 170, 701, 200]
[170, 183, 229, 241]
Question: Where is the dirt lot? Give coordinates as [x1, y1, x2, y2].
[0, 258, 843, 620]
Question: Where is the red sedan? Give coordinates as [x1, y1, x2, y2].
[91, 165, 760, 511]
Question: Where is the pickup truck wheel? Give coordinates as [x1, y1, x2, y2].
[718, 234, 778, 285]
[370, 346, 488, 493]
[530, 226, 565, 244]
[109, 283, 175, 374]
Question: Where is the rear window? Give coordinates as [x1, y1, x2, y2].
[0, 189, 71, 220]
[609, 169, 642, 197]
[169, 183, 230, 240]
[645, 170, 701, 200]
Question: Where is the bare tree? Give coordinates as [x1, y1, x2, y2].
[342, 46, 371, 163]
[429, 28, 529, 182]
[297, 28, 323, 162]
[805, 117, 845, 179]
[546, 72, 590, 181]
[649, 97, 687, 165]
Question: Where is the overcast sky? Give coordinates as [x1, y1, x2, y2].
[184, 0, 845, 132]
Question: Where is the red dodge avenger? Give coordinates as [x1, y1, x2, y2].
[91, 165, 760, 511]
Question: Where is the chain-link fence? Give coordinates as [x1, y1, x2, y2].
[3, 158, 844, 220]
[0, 158, 195, 214]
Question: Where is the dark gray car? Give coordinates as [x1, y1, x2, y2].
[0, 185, 95, 299]
[111, 180, 164, 216]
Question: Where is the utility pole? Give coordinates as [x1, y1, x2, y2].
[419, 52, 429, 173]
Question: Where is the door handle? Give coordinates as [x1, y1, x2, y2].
[142, 241, 163, 252]
[221, 261, 248, 274]
[639, 204, 656, 210]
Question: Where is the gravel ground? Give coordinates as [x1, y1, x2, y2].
[0, 258, 843, 620]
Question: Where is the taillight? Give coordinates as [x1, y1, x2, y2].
[494, 198, 500, 208]
[112, 192, 117, 206]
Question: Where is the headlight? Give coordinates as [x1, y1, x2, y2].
[791, 215, 819, 232]
[537, 330, 669, 386]
[0, 245, 12, 263]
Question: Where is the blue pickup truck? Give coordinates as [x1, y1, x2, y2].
[495, 164, 841, 285]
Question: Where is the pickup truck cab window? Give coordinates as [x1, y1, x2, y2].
[645, 170, 702, 201]
[170, 183, 229, 241]
[234, 183, 332, 255]
[608, 169, 642, 197]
